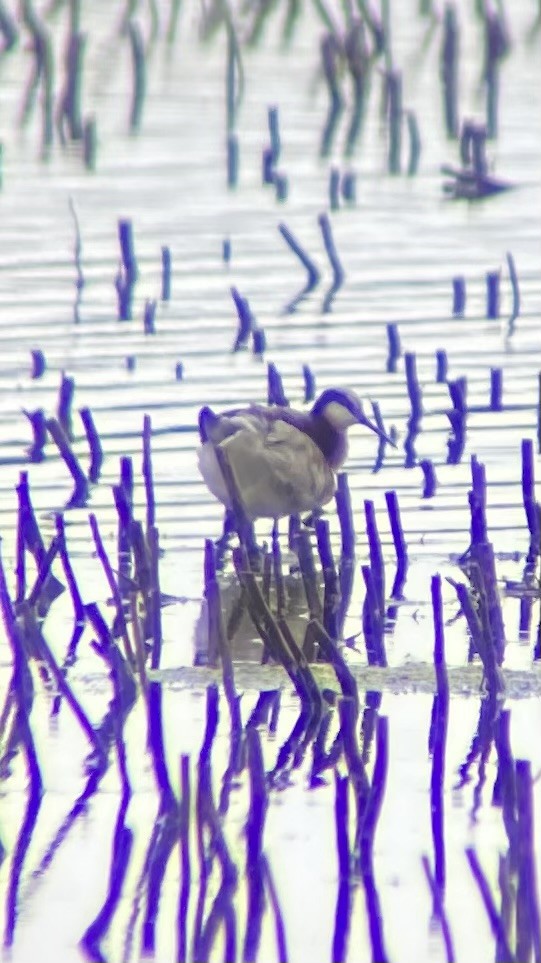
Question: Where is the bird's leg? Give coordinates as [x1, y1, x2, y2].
[215, 509, 236, 569]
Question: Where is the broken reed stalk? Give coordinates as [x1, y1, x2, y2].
[465, 847, 515, 961]
[271, 523, 286, 619]
[196, 686, 238, 884]
[204, 539, 242, 733]
[335, 472, 355, 636]
[364, 500, 384, 612]
[261, 855, 289, 963]
[79, 407, 103, 483]
[334, 770, 351, 879]
[304, 618, 358, 710]
[0, 542, 42, 799]
[515, 760, 541, 962]
[362, 565, 387, 667]
[130, 593, 149, 696]
[315, 518, 340, 641]
[142, 414, 155, 531]
[431, 574, 448, 701]
[148, 680, 175, 807]
[178, 754, 191, 963]
[89, 513, 135, 666]
[20, 595, 106, 769]
[56, 513, 85, 630]
[25, 535, 61, 615]
[147, 525, 162, 671]
[45, 416, 89, 507]
[385, 489, 408, 598]
[358, 715, 389, 864]
[421, 855, 456, 963]
[244, 727, 268, 961]
[233, 545, 320, 711]
[295, 528, 323, 622]
[16, 471, 64, 612]
[338, 697, 370, 820]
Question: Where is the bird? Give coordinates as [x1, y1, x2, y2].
[197, 387, 394, 521]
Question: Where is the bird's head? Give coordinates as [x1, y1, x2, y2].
[311, 388, 395, 444]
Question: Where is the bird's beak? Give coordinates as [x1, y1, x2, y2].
[360, 408, 397, 447]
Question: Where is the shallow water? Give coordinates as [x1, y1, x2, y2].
[0, 0, 540, 961]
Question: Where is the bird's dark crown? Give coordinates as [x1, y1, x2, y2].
[310, 387, 363, 421]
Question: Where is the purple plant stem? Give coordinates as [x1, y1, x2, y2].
[316, 518, 340, 640]
[80, 797, 133, 959]
[334, 769, 350, 879]
[429, 686, 448, 893]
[15, 477, 26, 604]
[118, 217, 138, 283]
[89, 513, 134, 665]
[465, 847, 515, 961]
[305, 619, 358, 708]
[55, 512, 85, 631]
[405, 351, 423, 419]
[386, 321, 401, 372]
[338, 697, 370, 830]
[386, 69, 402, 174]
[486, 270, 500, 319]
[142, 414, 155, 531]
[161, 245, 171, 301]
[448, 375, 467, 415]
[267, 361, 288, 405]
[45, 416, 89, 507]
[430, 573, 448, 694]
[261, 856, 288, 963]
[24, 594, 106, 765]
[452, 275, 465, 316]
[25, 535, 61, 611]
[421, 459, 437, 498]
[436, 349, 448, 383]
[147, 680, 175, 806]
[57, 372, 75, 441]
[147, 525, 162, 670]
[364, 499, 384, 609]
[303, 364, 316, 402]
[23, 407, 47, 462]
[177, 754, 191, 963]
[318, 211, 345, 288]
[278, 222, 320, 289]
[79, 407, 103, 483]
[385, 489, 408, 598]
[128, 20, 145, 132]
[489, 367, 503, 411]
[231, 286, 253, 351]
[336, 472, 355, 562]
[271, 523, 286, 619]
[493, 711, 517, 853]
[359, 715, 389, 863]
[0, 545, 42, 798]
[469, 540, 506, 664]
[515, 760, 541, 962]
[470, 455, 487, 545]
[521, 438, 540, 555]
[421, 855, 455, 963]
[362, 565, 386, 666]
[244, 728, 268, 961]
[332, 772, 353, 963]
[296, 528, 323, 622]
[143, 298, 156, 334]
[31, 348, 46, 379]
[506, 251, 520, 335]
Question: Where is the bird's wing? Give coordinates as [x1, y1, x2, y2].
[220, 419, 335, 518]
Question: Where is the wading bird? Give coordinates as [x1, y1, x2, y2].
[197, 387, 394, 521]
